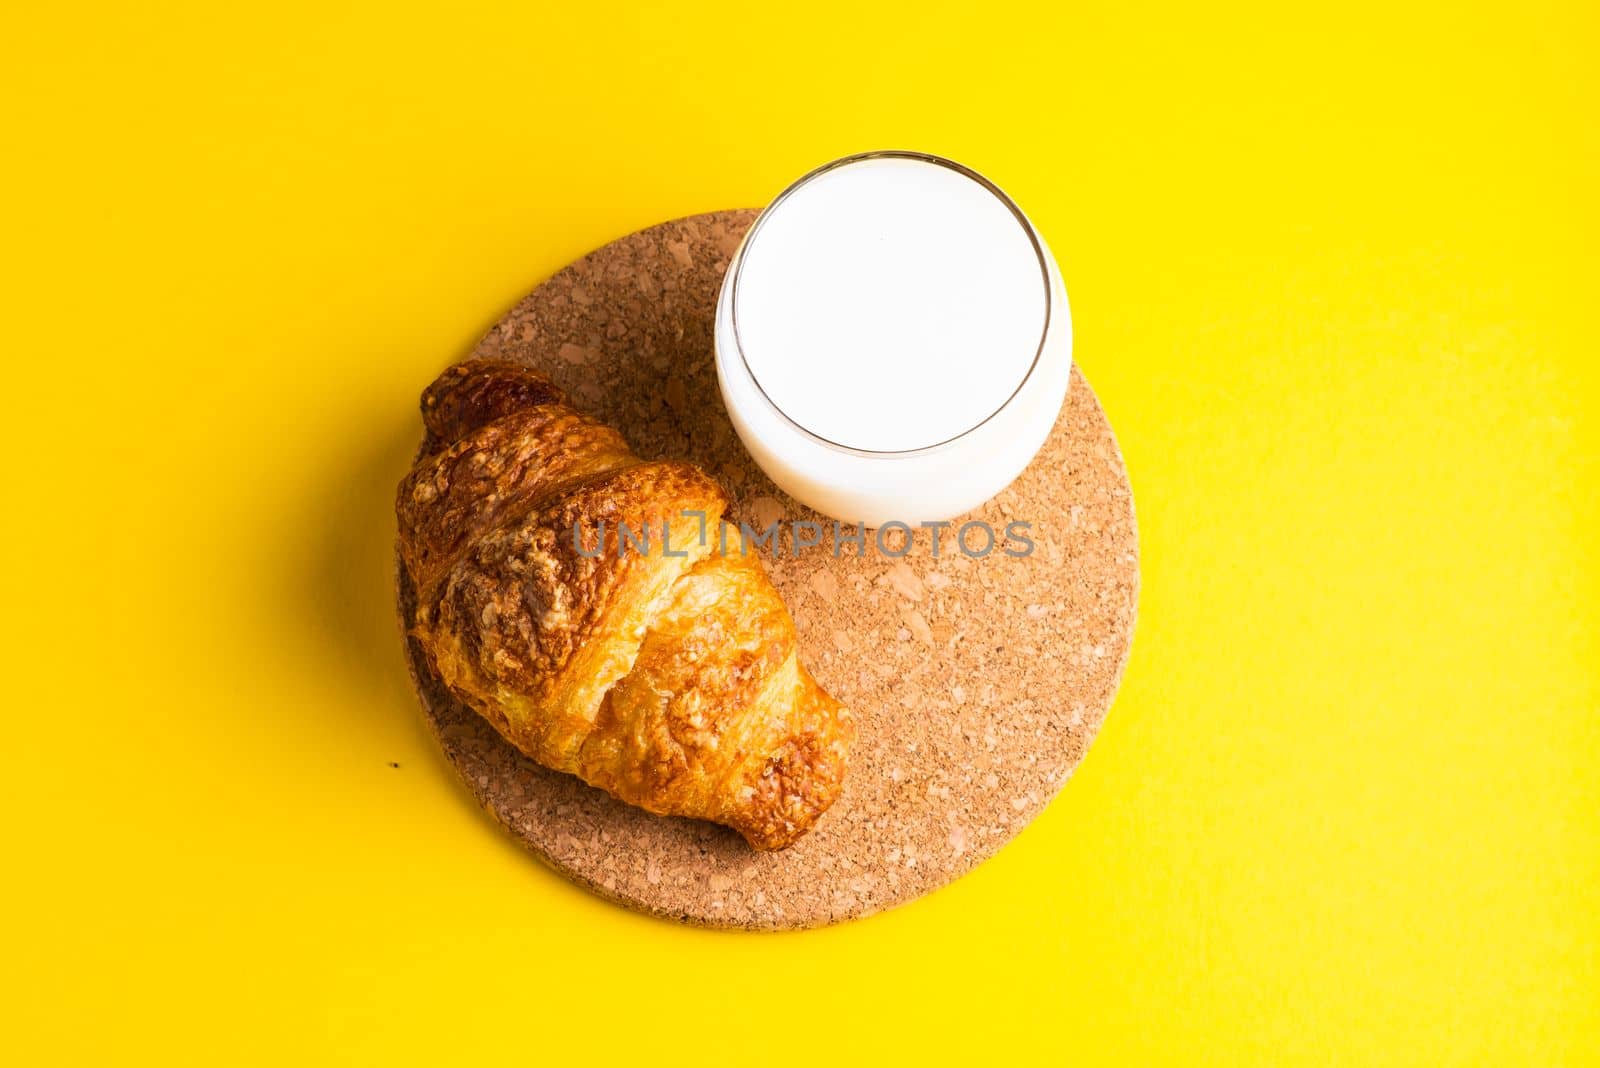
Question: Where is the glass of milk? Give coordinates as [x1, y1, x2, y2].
[714, 150, 1072, 529]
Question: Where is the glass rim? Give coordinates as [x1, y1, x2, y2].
[726, 149, 1055, 458]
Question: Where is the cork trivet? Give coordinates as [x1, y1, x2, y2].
[397, 210, 1138, 929]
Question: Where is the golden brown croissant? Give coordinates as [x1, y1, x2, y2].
[397, 359, 853, 849]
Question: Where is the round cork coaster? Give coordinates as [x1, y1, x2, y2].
[398, 210, 1138, 929]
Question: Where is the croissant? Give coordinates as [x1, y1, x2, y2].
[397, 359, 853, 849]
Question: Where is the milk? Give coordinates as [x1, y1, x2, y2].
[715, 151, 1072, 528]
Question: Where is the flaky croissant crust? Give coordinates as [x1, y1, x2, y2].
[397, 360, 853, 849]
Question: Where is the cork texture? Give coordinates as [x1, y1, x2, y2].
[397, 210, 1138, 929]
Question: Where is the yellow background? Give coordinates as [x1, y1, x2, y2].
[3, 2, 1595, 1063]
